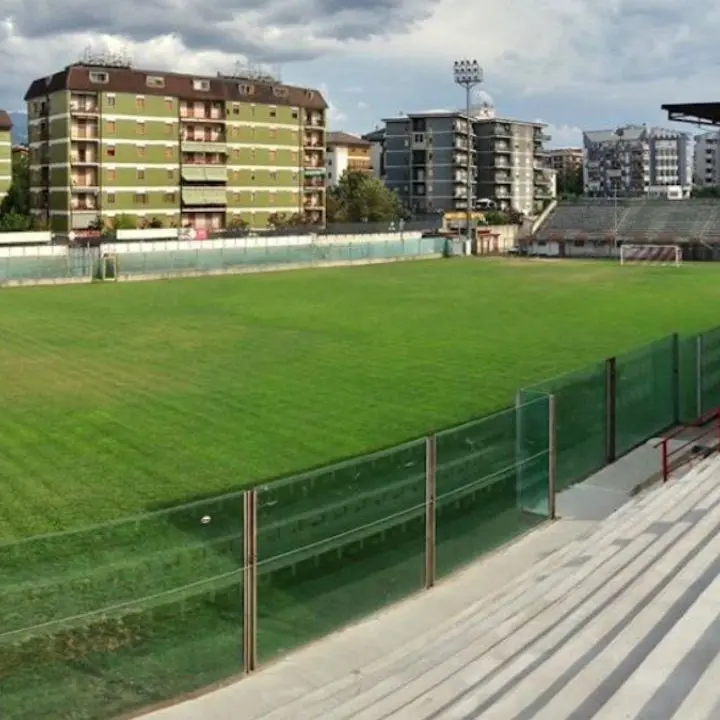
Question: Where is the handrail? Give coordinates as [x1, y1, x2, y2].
[661, 409, 720, 482]
[652, 407, 720, 448]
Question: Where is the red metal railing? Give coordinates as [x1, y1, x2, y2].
[660, 409, 720, 482]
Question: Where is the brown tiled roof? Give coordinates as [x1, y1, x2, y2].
[24, 64, 327, 110]
[327, 131, 370, 147]
[0, 110, 12, 131]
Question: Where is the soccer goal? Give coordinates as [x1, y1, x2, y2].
[619, 244, 682, 267]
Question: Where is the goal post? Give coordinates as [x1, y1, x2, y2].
[619, 243, 682, 267]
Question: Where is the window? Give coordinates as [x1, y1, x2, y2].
[137, 146, 145, 157]
[269, 150, 276, 162]
[146, 76, 165, 88]
[251, 172, 256, 181]
[232, 125, 239, 137]
[164, 122, 173, 135]
[107, 169, 116, 181]
[106, 94, 115, 106]
[165, 98, 173, 110]
[137, 168, 145, 180]
[269, 171, 277, 181]
[165, 147, 174, 159]
[269, 106, 277, 118]
[89, 71, 108, 84]
[233, 171, 239, 180]
[136, 121, 146, 135]
[136, 96, 145, 109]
[106, 120, 116, 134]
[233, 104, 240, 115]
[291, 110, 298, 119]
[269, 128, 277, 139]
[165, 192, 176, 203]
[193, 79, 210, 91]
[134, 193, 148, 205]
[272, 86, 289, 98]
[106, 146, 116, 157]
[167, 169, 174, 180]
[238, 84, 254, 96]
[107, 193, 115, 203]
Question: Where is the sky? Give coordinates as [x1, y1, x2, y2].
[1, 0, 718, 147]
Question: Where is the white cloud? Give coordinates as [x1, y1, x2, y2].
[540, 122, 583, 148]
[319, 83, 347, 129]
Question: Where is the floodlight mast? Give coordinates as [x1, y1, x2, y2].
[453, 59, 483, 245]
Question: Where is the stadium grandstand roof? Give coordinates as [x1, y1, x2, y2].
[662, 102, 720, 127]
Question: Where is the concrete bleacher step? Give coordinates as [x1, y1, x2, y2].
[256, 459, 720, 720]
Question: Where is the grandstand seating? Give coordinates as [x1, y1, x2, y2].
[536, 199, 720, 242]
[204, 453, 720, 720]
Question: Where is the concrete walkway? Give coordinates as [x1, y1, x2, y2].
[141, 444, 720, 719]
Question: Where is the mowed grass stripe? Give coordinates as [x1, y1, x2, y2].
[1, 260, 720, 539]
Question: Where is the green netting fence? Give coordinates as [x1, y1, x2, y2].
[0, 238, 445, 287]
[6, 325, 720, 718]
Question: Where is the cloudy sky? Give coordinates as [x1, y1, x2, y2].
[0, 0, 716, 146]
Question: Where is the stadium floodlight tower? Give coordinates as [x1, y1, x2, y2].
[453, 59, 483, 244]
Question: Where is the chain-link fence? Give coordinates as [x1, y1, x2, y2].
[5, 327, 720, 718]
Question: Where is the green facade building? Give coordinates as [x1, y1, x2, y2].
[24, 59, 327, 233]
[0, 111, 12, 203]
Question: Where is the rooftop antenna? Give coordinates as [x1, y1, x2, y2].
[79, 45, 131, 68]
[218, 60, 281, 84]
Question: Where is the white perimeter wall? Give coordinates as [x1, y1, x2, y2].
[0, 232, 426, 258]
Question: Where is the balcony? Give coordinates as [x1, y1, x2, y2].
[304, 112, 324, 127]
[71, 127, 98, 141]
[71, 152, 99, 165]
[304, 193, 323, 209]
[181, 165, 228, 182]
[454, 175, 468, 184]
[181, 140, 228, 154]
[304, 132, 323, 148]
[71, 174, 98, 190]
[71, 199, 98, 211]
[181, 187, 227, 205]
[494, 142, 511, 154]
[492, 124, 513, 137]
[303, 176, 325, 188]
[180, 103, 225, 121]
[494, 173, 511, 184]
[70, 98, 99, 116]
[304, 150, 324, 168]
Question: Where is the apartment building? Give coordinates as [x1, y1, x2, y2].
[383, 111, 475, 214]
[583, 125, 693, 198]
[693, 131, 719, 186]
[362, 128, 385, 181]
[382, 111, 552, 215]
[545, 147, 583, 183]
[0, 111, 12, 202]
[475, 118, 552, 215]
[325, 132, 372, 185]
[24, 57, 327, 232]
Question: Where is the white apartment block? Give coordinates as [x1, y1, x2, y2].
[583, 124, 693, 198]
[694, 131, 719, 186]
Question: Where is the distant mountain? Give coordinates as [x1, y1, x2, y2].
[9, 112, 27, 145]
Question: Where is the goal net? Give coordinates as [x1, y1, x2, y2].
[619, 244, 681, 266]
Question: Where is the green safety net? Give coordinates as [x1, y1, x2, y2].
[615, 336, 676, 456]
[700, 326, 720, 414]
[113, 238, 442, 279]
[434, 400, 549, 579]
[0, 494, 245, 720]
[519, 362, 606, 491]
[255, 439, 427, 662]
[678, 334, 700, 423]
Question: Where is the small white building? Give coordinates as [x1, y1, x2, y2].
[325, 131, 373, 186]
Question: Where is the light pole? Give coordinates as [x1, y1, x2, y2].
[453, 59, 483, 245]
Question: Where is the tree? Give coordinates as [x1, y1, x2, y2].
[268, 212, 304, 230]
[328, 170, 403, 223]
[692, 185, 720, 199]
[112, 214, 137, 230]
[0, 152, 32, 231]
[557, 165, 583, 197]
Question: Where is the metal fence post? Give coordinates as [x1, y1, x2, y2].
[424, 433, 437, 589]
[696, 334, 704, 419]
[243, 489, 258, 673]
[548, 394, 557, 520]
[605, 357, 617, 464]
[672, 332, 680, 425]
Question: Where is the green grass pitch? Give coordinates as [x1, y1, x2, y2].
[2, 257, 720, 540]
[5, 257, 720, 719]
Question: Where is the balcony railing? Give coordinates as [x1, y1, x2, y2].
[70, 102, 99, 114]
[180, 108, 224, 121]
[71, 155, 99, 165]
[304, 133, 323, 147]
[71, 203, 98, 211]
[492, 125, 513, 137]
[181, 140, 228, 154]
[304, 113, 324, 127]
[71, 129, 98, 140]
